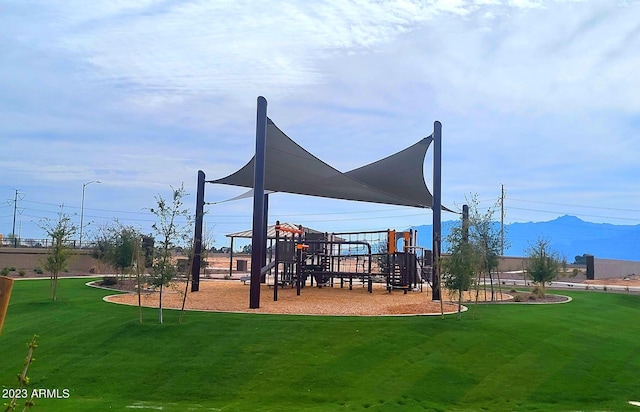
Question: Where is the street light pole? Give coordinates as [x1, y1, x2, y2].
[79, 180, 101, 248]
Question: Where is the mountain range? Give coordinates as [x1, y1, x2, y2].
[410, 215, 640, 262]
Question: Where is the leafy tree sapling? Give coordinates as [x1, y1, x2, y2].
[148, 184, 192, 324]
[39, 210, 77, 301]
[441, 223, 479, 319]
[466, 195, 503, 302]
[525, 238, 561, 296]
[94, 222, 141, 285]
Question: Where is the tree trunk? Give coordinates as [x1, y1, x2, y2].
[158, 283, 163, 324]
[137, 274, 143, 324]
[51, 272, 58, 301]
[457, 286, 462, 320]
[489, 271, 494, 301]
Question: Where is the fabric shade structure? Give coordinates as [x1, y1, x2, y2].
[191, 97, 444, 307]
[209, 118, 435, 209]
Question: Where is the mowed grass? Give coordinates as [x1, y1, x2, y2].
[1, 279, 639, 411]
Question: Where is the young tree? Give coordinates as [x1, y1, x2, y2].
[39, 211, 77, 301]
[94, 222, 145, 288]
[129, 235, 146, 324]
[148, 184, 191, 324]
[525, 238, 561, 296]
[441, 223, 479, 319]
[441, 194, 505, 317]
[468, 197, 503, 301]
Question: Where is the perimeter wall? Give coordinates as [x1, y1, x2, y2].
[0, 248, 105, 275]
[592, 257, 640, 280]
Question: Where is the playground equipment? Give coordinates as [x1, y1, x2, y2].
[267, 221, 433, 301]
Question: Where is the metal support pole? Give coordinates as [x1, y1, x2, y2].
[296, 245, 302, 296]
[462, 204, 469, 243]
[80, 181, 100, 249]
[229, 238, 234, 278]
[261, 193, 269, 283]
[432, 121, 442, 301]
[274, 221, 280, 301]
[296, 225, 304, 296]
[249, 96, 268, 309]
[191, 170, 205, 292]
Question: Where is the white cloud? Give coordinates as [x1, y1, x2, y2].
[2, 0, 640, 239]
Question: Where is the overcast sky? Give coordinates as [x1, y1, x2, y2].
[1, 0, 639, 247]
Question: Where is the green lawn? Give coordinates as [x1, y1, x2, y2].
[1, 278, 639, 411]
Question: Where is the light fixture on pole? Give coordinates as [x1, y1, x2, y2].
[79, 180, 101, 248]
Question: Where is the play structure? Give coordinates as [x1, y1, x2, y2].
[265, 222, 433, 301]
[190, 96, 448, 309]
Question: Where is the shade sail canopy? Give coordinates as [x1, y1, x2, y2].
[210, 118, 435, 209]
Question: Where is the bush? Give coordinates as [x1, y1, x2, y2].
[8, 266, 16, 272]
[34, 267, 44, 275]
[18, 270, 26, 277]
[0, 267, 9, 276]
[531, 285, 545, 298]
[513, 293, 523, 302]
[89, 266, 100, 274]
[102, 276, 117, 286]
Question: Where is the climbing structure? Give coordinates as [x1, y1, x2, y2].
[266, 222, 433, 301]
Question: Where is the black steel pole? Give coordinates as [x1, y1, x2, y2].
[191, 170, 205, 292]
[274, 221, 280, 301]
[296, 225, 303, 296]
[462, 204, 469, 243]
[432, 121, 442, 301]
[261, 193, 269, 283]
[249, 96, 268, 309]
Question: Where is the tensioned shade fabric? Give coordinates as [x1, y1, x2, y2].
[210, 118, 434, 209]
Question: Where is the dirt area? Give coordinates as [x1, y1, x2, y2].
[102, 279, 527, 316]
[105, 281, 455, 316]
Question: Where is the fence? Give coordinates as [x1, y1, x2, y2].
[0, 237, 96, 249]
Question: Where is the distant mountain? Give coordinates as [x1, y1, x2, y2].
[409, 215, 640, 262]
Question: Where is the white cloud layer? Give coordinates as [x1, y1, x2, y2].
[1, 0, 639, 242]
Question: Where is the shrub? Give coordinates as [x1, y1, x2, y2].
[531, 285, 545, 298]
[89, 266, 100, 274]
[18, 270, 26, 277]
[102, 276, 117, 286]
[1, 267, 9, 276]
[528, 294, 537, 301]
[8, 266, 16, 272]
[513, 293, 522, 302]
[33, 267, 44, 275]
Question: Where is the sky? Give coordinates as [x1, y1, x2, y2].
[1, 0, 639, 249]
